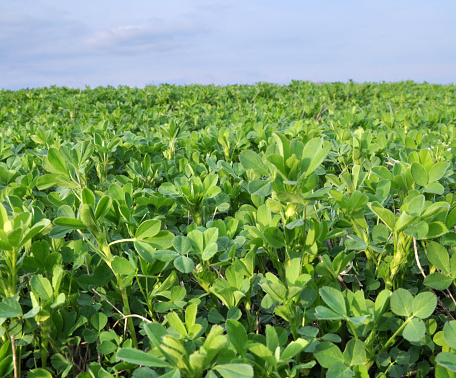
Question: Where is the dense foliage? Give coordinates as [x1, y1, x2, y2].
[1, 81, 456, 377]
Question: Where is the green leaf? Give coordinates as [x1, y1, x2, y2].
[55, 175, 80, 189]
[201, 242, 218, 261]
[424, 273, 452, 290]
[248, 343, 276, 366]
[403, 318, 426, 342]
[372, 166, 393, 181]
[326, 362, 355, 378]
[117, 348, 170, 367]
[0, 204, 7, 231]
[135, 219, 161, 240]
[36, 174, 59, 190]
[172, 235, 192, 255]
[213, 364, 254, 378]
[188, 229, 204, 254]
[145, 231, 174, 249]
[44, 147, 68, 176]
[57, 205, 75, 219]
[185, 303, 197, 329]
[226, 320, 247, 357]
[369, 202, 395, 230]
[345, 235, 367, 251]
[20, 219, 51, 249]
[348, 315, 370, 325]
[111, 256, 135, 276]
[0, 340, 11, 362]
[262, 282, 287, 303]
[263, 227, 284, 248]
[91, 312, 108, 331]
[406, 194, 425, 216]
[0, 355, 13, 378]
[411, 162, 428, 187]
[174, 256, 194, 273]
[82, 188, 96, 208]
[302, 138, 331, 177]
[404, 221, 428, 239]
[343, 339, 366, 366]
[315, 306, 345, 320]
[87, 362, 114, 378]
[412, 292, 437, 319]
[444, 321, 456, 350]
[248, 180, 273, 196]
[319, 286, 347, 316]
[426, 241, 450, 274]
[285, 258, 301, 286]
[240, 150, 269, 177]
[394, 212, 419, 233]
[452, 254, 456, 280]
[97, 341, 117, 355]
[80, 204, 101, 238]
[429, 161, 450, 182]
[313, 341, 345, 368]
[53, 217, 87, 230]
[27, 369, 53, 378]
[134, 241, 155, 264]
[153, 250, 179, 262]
[390, 288, 413, 317]
[434, 365, 456, 378]
[167, 312, 187, 337]
[273, 132, 291, 161]
[425, 222, 448, 239]
[446, 208, 456, 229]
[374, 289, 391, 321]
[436, 352, 456, 372]
[280, 339, 309, 361]
[276, 192, 307, 205]
[0, 297, 22, 318]
[266, 325, 279, 353]
[421, 202, 450, 222]
[144, 323, 167, 348]
[347, 191, 368, 215]
[425, 181, 445, 195]
[94, 196, 112, 220]
[30, 275, 53, 301]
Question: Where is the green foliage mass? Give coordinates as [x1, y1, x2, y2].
[0, 81, 456, 376]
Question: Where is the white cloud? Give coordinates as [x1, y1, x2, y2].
[83, 20, 207, 55]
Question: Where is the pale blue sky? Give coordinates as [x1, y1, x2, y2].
[1, 1, 455, 89]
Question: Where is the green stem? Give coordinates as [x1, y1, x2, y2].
[118, 277, 138, 348]
[8, 248, 18, 297]
[78, 232, 138, 347]
[76, 230, 106, 262]
[379, 317, 411, 355]
[288, 304, 299, 340]
[347, 320, 358, 341]
[300, 201, 308, 275]
[136, 273, 156, 321]
[108, 238, 136, 247]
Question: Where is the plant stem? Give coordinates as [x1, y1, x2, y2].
[108, 238, 136, 247]
[379, 317, 411, 355]
[118, 278, 138, 348]
[347, 320, 358, 340]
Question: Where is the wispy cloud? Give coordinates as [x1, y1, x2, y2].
[84, 21, 207, 55]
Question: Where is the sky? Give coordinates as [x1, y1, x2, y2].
[1, 1, 456, 90]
